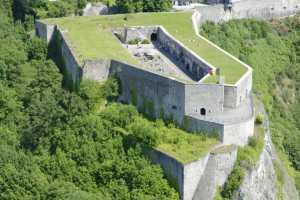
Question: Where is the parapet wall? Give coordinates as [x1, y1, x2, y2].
[149, 146, 238, 200]
[35, 20, 55, 43]
[195, 0, 300, 26]
[157, 27, 212, 81]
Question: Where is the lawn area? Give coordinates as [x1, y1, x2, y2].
[45, 12, 247, 84]
[156, 125, 219, 164]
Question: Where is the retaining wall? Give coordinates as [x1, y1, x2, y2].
[223, 114, 255, 145]
[196, 0, 300, 26]
[35, 20, 55, 43]
[150, 146, 238, 200]
[58, 29, 82, 85]
[82, 59, 110, 81]
[193, 147, 238, 200]
[110, 60, 186, 123]
[185, 84, 224, 116]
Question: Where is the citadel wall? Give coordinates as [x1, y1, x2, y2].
[195, 0, 300, 26]
[35, 20, 55, 43]
[149, 146, 238, 200]
[157, 27, 212, 81]
[110, 60, 186, 123]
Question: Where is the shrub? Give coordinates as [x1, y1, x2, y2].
[141, 39, 150, 44]
[128, 118, 160, 147]
[221, 164, 245, 199]
[255, 114, 264, 124]
[128, 38, 141, 45]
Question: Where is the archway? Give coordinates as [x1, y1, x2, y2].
[200, 108, 206, 116]
[151, 33, 157, 42]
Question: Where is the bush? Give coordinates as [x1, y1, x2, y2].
[221, 164, 245, 199]
[128, 118, 160, 147]
[255, 114, 264, 124]
[141, 39, 150, 44]
[128, 38, 142, 45]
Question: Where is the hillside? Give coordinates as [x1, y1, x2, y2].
[200, 16, 300, 193]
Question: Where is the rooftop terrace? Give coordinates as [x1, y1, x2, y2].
[45, 12, 247, 84]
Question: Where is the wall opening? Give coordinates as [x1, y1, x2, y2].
[151, 33, 158, 42]
[200, 108, 206, 116]
[186, 63, 190, 71]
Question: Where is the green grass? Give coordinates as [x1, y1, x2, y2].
[44, 12, 247, 84]
[155, 124, 219, 164]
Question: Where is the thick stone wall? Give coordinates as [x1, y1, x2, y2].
[122, 26, 157, 43]
[196, 0, 300, 26]
[82, 59, 110, 81]
[35, 20, 55, 43]
[222, 115, 254, 145]
[157, 27, 212, 81]
[224, 70, 252, 108]
[185, 84, 224, 116]
[59, 30, 82, 85]
[150, 146, 238, 200]
[185, 115, 224, 138]
[183, 154, 210, 200]
[148, 150, 185, 198]
[193, 147, 238, 200]
[110, 60, 186, 123]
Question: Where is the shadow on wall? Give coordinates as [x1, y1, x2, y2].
[47, 28, 82, 91]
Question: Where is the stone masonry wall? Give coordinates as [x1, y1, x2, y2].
[185, 84, 224, 116]
[148, 150, 185, 199]
[157, 27, 212, 81]
[110, 60, 186, 123]
[82, 59, 110, 81]
[184, 115, 224, 138]
[59, 29, 82, 85]
[35, 20, 55, 43]
[196, 0, 300, 26]
[149, 146, 238, 200]
[193, 147, 238, 200]
[123, 26, 157, 43]
[183, 154, 210, 200]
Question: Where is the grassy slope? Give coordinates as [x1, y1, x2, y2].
[156, 125, 219, 164]
[45, 12, 247, 84]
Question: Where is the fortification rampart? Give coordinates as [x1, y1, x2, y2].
[111, 60, 186, 123]
[195, 0, 300, 26]
[156, 27, 213, 81]
[149, 146, 238, 200]
[35, 20, 55, 43]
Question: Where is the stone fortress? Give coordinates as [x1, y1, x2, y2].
[35, 2, 300, 199]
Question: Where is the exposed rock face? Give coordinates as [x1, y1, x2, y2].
[233, 132, 277, 200]
[233, 103, 299, 200]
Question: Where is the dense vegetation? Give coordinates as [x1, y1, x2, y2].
[0, 3, 182, 199]
[115, 0, 172, 13]
[201, 16, 300, 192]
[11, 0, 172, 21]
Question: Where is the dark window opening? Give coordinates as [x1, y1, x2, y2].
[296, 5, 298, 8]
[200, 108, 206, 116]
[151, 33, 157, 42]
[283, 6, 287, 10]
[172, 105, 177, 110]
[186, 63, 190, 71]
[271, 7, 274, 10]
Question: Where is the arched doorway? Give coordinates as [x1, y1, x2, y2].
[151, 33, 157, 42]
[200, 108, 206, 116]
